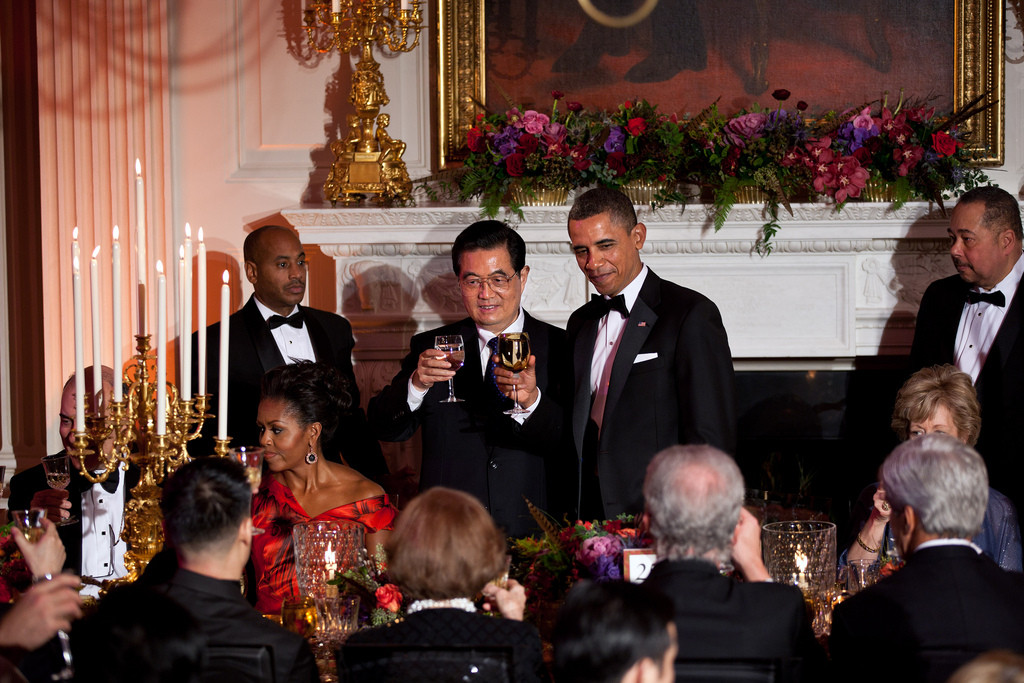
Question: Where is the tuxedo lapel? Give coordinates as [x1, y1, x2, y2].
[572, 307, 601, 455]
[986, 284, 1024, 372]
[241, 296, 285, 371]
[600, 276, 659, 434]
[938, 280, 970, 363]
[302, 306, 334, 364]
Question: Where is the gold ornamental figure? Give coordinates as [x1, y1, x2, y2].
[304, 0, 422, 206]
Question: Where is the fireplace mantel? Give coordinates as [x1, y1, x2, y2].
[285, 201, 953, 371]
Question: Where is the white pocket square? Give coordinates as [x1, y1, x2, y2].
[634, 352, 658, 364]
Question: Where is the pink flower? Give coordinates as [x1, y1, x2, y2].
[542, 122, 567, 146]
[850, 106, 874, 130]
[577, 535, 623, 566]
[506, 108, 523, 128]
[521, 110, 550, 135]
[724, 112, 768, 147]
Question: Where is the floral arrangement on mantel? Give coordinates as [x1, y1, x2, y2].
[421, 89, 992, 255]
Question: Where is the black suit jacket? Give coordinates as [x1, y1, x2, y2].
[8, 457, 139, 575]
[567, 270, 736, 517]
[644, 559, 824, 676]
[155, 568, 318, 683]
[367, 314, 569, 536]
[830, 544, 1024, 682]
[910, 273, 1024, 510]
[192, 295, 387, 481]
[346, 608, 546, 683]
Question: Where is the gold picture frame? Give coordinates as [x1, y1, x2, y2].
[435, 0, 1003, 170]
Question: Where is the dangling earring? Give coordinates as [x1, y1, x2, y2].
[305, 443, 318, 465]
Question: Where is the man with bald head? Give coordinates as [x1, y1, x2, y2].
[193, 226, 387, 481]
[910, 186, 1024, 512]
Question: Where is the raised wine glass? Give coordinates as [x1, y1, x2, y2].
[10, 508, 46, 543]
[434, 335, 466, 403]
[41, 453, 77, 526]
[497, 332, 531, 415]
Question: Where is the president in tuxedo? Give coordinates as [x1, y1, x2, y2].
[368, 221, 568, 536]
[830, 434, 1024, 682]
[909, 186, 1024, 513]
[192, 226, 387, 482]
[566, 187, 736, 518]
[642, 445, 824, 678]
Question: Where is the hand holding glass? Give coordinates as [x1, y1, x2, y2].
[434, 335, 465, 403]
[11, 508, 46, 543]
[497, 332, 531, 415]
[41, 454, 77, 526]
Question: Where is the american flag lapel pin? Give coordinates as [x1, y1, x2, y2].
[637, 321, 648, 327]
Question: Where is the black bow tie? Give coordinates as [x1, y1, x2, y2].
[966, 290, 1005, 307]
[267, 311, 305, 329]
[97, 469, 120, 494]
[591, 294, 629, 318]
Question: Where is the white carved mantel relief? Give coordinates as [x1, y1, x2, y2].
[286, 201, 954, 379]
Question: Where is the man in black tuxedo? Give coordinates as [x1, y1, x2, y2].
[9, 366, 138, 597]
[566, 187, 736, 518]
[910, 186, 1024, 513]
[368, 221, 568, 536]
[642, 445, 824, 677]
[830, 434, 1024, 682]
[154, 456, 318, 683]
[192, 225, 387, 482]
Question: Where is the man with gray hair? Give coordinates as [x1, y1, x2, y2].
[642, 445, 823, 674]
[830, 434, 1024, 682]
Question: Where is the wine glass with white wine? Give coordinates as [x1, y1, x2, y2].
[434, 335, 466, 403]
[497, 332, 531, 415]
[10, 508, 46, 543]
[41, 453, 77, 526]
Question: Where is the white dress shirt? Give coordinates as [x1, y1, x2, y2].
[79, 472, 129, 598]
[406, 308, 538, 423]
[590, 265, 649, 431]
[254, 297, 316, 363]
[955, 251, 1024, 382]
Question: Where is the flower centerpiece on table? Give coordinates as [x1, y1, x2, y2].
[593, 99, 693, 207]
[458, 91, 605, 217]
[510, 508, 651, 633]
[332, 544, 405, 626]
[0, 523, 32, 603]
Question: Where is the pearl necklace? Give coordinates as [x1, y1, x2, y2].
[406, 598, 477, 614]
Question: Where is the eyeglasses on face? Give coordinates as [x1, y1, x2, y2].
[459, 271, 521, 293]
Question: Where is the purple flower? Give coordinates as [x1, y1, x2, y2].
[604, 126, 625, 154]
[578, 535, 622, 567]
[724, 112, 768, 147]
[492, 127, 521, 158]
[542, 121, 567, 146]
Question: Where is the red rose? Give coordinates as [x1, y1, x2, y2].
[796, 101, 808, 111]
[605, 152, 626, 176]
[375, 584, 403, 612]
[931, 131, 960, 157]
[852, 146, 872, 164]
[518, 134, 539, 155]
[567, 101, 583, 113]
[626, 117, 647, 136]
[550, 90, 564, 100]
[467, 127, 486, 153]
[772, 89, 791, 101]
[505, 153, 526, 177]
[623, 101, 633, 110]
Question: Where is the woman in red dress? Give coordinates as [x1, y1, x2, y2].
[251, 361, 397, 614]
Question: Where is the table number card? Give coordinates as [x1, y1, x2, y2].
[623, 549, 657, 583]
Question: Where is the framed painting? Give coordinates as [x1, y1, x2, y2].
[436, 0, 1003, 169]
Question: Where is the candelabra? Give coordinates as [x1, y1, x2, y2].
[68, 335, 222, 584]
[303, 1, 422, 206]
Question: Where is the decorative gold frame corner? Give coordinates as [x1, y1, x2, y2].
[436, 0, 1004, 169]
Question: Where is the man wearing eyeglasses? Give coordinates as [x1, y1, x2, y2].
[368, 221, 568, 536]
